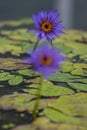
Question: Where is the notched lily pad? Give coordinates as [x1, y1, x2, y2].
[23, 80, 74, 97]
[44, 107, 87, 126]
[48, 93, 87, 117]
[8, 75, 23, 86]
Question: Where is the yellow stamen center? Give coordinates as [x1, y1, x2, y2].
[40, 56, 53, 66]
[41, 21, 53, 32]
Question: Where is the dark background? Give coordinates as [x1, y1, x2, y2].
[0, 0, 87, 30]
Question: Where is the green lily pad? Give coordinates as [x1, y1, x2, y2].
[0, 44, 22, 56]
[8, 33, 30, 41]
[80, 54, 87, 62]
[12, 117, 87, 130]
[18, 69, 37, 76]
[19, 42, 34, 53]
[72, 78, 87, 84]
[23, 80, 74, 97]
[73, 46, 87, 55]
[0, 72, 15, 81]
[71, 69, 84, 76]
[61, 61, 73, 72]
[0, 58, 31, 70]
[0, 93, 34, 110]
[48, 93, 87, 117]
[0, 38, 13, 44]
[74, 63, 87, 70]
[0, 93, 47, 112]
[8, 75, 23, 86]
[67, 82, 87, 91]
[44, 107, 87, 126]
[49, 72, 80, 82]
[0, 30, 12, 35]
[54, 43, 72, 54]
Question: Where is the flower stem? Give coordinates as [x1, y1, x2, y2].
[33, 74, 43, 120]
[33, 41, 39, 50]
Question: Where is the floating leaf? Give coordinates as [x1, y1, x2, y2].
[0, 72, 15, 81]
[0, 93, 34, 110]
[49, 72, 80, 82]
[8, 76, 23, 86]
[0, 30, 12, 35]
[12, 117, 87, 130]
[44, 107, 87, 126]
[74, 63, 87, 70]
[0, 38, 13, 44]
[80, 54, 87, 62]
[0, 58, 30, 70]
[0, 44, 22, 55]
[0, 93, 46, 112]
[71, 69, 84, 76]
[61, 61, 73, 72]
[24, 80, 74, 97]
[48, 93, 87, 117]
[18, 69, 37, 76]
[55, 43, 72, 54]
[67, 82, 87, 91]
[8, 34, 30, 41]
[72, 78, 87, 84]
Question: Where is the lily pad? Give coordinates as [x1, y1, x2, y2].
[12, 117, 87, 130]
[67, 82, 87, 91]
[18, 69, 37, 76]
[0, 93, 47, 112]
[23, 80, 74, 97]
[49, 72, 80, 82]
[71, 69, 84, 76]
[61, 61, 73, 72]
[0, 58, 31, 70]
[0, 72, 15, 81]
[74, 63, 87, 70]
[48, 93, 87, 117]
[44, 107, 87, 126]
[0, 44, 22, 56]
[8, 75, 23, 86]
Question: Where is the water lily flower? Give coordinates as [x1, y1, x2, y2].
[25, 43, 65, 78]
[29, 10, 64, 44]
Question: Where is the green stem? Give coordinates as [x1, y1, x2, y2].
[33, 74, 43, 120]
[33, 41, 39, 50]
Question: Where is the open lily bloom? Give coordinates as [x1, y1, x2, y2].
[29, 10, 64, 43]
[25, 43, 66, 78]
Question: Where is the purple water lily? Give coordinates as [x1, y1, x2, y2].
[29, 10, 64, 43]
[25, 43, 65, 78]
